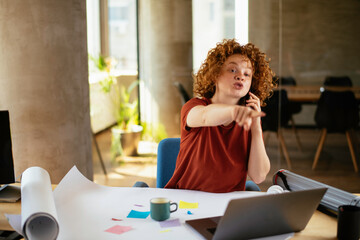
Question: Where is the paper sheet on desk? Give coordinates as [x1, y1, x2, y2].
[55, 166, 268, 239]
[6, 167, 59, 240]
[6, 166, 293, 240]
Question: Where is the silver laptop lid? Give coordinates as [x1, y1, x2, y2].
[213, 188, 327, 240]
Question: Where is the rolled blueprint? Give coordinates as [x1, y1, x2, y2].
[20, 166, 59, 240]
[273, 169, 360, 214]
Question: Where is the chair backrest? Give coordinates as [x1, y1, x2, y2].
[279, 76, 297, 86]
[324, 76, 352, 87]
[156, 138, 181, 188]
[262, 89, 292, 131]
[315, 90, 359, 132]
[279, 77, 302, 114]
[173, 82, 191, 105]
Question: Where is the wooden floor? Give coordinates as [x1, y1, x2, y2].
[92, 127, 360, 193]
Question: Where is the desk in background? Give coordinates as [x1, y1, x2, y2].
[282, 85, 360, 103]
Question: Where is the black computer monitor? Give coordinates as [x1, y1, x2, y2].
[0, 110, 15, 185]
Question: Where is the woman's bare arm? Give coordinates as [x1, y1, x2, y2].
[246, 92, 270, 183]
[186, 103, 264, 130]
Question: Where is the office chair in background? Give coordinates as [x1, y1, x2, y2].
[157, 138, 261, 191]
[279, 76, 303, 151]
[173, 81, 191, 106]
[323, 76, 352, 87]
[313, 90, 359, 172]
[261, 90, 292, 169]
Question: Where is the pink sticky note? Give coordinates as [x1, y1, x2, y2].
[105, 225, 133, 235]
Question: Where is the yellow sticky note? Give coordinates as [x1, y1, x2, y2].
[179, 200, 199, 209]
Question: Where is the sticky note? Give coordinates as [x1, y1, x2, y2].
[127, 210, 150, 219]
[105, 225, 132, 235]
[179, 200, 199, 209]
[159, 219, 181, 228]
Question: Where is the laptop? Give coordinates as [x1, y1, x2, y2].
[186, 188, 327, 240]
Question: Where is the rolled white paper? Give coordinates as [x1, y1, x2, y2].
[21, 167, 59, 240]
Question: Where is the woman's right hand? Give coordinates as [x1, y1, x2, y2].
[231, 105, 265, 131]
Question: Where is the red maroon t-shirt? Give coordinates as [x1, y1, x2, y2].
[165, 98, 251, 193]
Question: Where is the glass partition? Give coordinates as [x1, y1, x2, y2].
[193, 0, 360, 181]
[248, 0, 360, 179]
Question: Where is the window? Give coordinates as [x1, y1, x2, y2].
[87, 0, 138, 132]
[86, 0, 138, 76]
[86, 0, 101, 74]
[108, 0, 138, 74]
[192, 0, 248, 71]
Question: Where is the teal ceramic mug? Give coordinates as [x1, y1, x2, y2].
[150, 197, 178, 221]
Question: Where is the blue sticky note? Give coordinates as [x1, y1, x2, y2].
[127, 210, 150, 219]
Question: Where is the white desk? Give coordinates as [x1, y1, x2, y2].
[1, 167, 339, 239]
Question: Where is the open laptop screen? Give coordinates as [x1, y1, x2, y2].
[0, 110, 15, 185]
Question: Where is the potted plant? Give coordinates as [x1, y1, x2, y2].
[90, 55, 143, 158]
[109, 80, 143, 158]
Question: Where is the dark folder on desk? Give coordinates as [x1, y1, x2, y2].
[186, 188, 327, 240]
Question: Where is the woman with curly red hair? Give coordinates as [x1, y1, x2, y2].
[165, 39, 277, 193]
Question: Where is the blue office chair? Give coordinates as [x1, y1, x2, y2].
[156, 138, 261, 191]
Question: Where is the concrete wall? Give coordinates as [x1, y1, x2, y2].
[139, 0, 193, 137]
[249, 0, 360, 86]
[249, 0, 360, 125]
[0, 0, 92, 183]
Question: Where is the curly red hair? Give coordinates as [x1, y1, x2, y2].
[193, 39, 277, 106]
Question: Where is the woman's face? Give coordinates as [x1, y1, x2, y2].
[215, 54, 253, 102]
